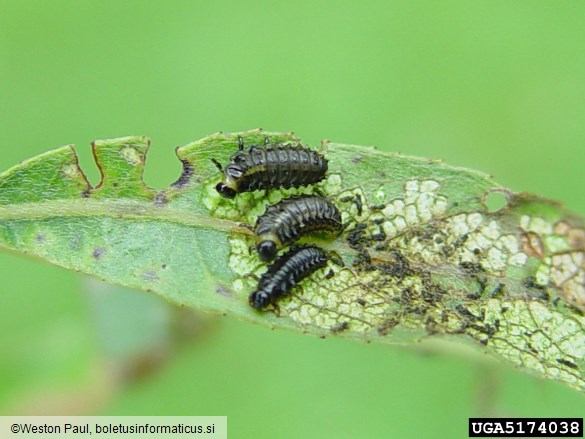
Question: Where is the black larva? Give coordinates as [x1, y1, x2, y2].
[254, 195, 343, 262]
[212, 136, 328, 198]
[249, 245, 329, 310]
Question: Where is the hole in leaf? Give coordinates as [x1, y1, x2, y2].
[485, 190, 509, 213]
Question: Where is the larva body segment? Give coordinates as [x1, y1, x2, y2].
[214, 138, 328, 198]
[249, 245, 329, 310]
[255, 195, 343, 261]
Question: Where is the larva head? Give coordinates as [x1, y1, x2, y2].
[256, 240, 277, 262]
[215, 165, 244, 198]
[249, 290, 271, 310]
[215, 182, 237, 199]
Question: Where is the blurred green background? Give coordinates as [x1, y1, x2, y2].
[1, 1, 584, 437]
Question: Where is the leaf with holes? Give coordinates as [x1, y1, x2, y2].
[1, 130, 584, 392]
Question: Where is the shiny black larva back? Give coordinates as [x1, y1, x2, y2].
[232, 142, 328, 193]
[254, 195, 342, 261]
[249, 245, 329, 310]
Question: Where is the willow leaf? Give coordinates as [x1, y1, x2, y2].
[1, 130, 584, 392]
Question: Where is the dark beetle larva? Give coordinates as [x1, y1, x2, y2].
[212, 137, 328, 198]
[255, 195, 342, 262]
[249, 245, 329, 310]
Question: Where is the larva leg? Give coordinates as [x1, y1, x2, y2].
[270, 303, 281, 317]
[338, 195, 354, 203]
[211, 158, 223, 171]
[238, 222, 254, 231]
[329, 251, 345, 267]
[243, 272, 260, 281]
[313, 186, 326, 197]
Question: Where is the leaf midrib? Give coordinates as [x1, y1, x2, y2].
[0, 199, 243, 232]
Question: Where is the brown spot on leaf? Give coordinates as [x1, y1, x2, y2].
[554, 221, 585, 249]
[554, 221, 571, 236]
[568, 228, 585, 249]
[520, 231, 545, 259]
[550, 251, 585, 309]
[93, 247, 105, 259]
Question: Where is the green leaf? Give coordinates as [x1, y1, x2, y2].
[1, 129, 584, 392]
